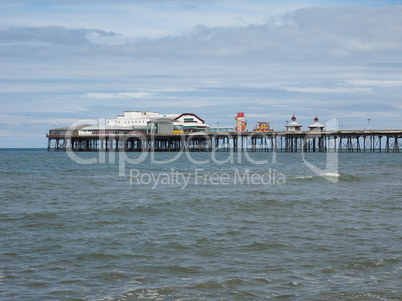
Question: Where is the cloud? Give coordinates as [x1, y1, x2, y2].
[125, 6, 402, 61]
[347, 79, 402, 87]
[0, 0, 316, 38]
[0, 26, 116, 45]
[244, 113, 272, 118]
[2, 6, 402, 61]
[283, 87, 372, 93]
[84, 92, 156, 99]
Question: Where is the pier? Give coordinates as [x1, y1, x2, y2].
[47, 130, 401, 153]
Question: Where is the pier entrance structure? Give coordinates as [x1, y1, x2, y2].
[107, 111, 209, 133]
[47, 129, 401, 153]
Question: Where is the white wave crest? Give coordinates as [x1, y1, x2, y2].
[320, 172, 340, 177]
[295, 175, 314, 179]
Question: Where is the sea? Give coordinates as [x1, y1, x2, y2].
[0, 149, 401, 300]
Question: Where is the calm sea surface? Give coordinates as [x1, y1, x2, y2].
[0, 149, 401, 300]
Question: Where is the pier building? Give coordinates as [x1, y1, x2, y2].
[308, 116, 325, 131]
[285, 114, 302, 131]
[106, 111, 209, 133]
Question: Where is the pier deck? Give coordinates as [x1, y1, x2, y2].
[47, 130, 401, 152]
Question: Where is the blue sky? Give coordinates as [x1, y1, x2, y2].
[1, 0, 402, 147]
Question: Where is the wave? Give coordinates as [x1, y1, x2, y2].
[343, 257, 400, 270]
[291, 174, 335, 182]
[290, 172, 367, 183]
[294, 175, 314, 179]
[320, 172, 340, 178]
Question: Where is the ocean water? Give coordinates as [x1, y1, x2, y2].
[0, 149, 401, 300]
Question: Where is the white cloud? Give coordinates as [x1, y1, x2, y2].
[336, 111, 401, 119]
[84, 92, 156, 99]
[347, 79, 402, 87]
[244, 113, 272, 118]
[283, 87, 372, 93]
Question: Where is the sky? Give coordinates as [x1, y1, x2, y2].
[1, 0, 402, 147]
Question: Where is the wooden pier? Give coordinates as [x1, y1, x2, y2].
[47, 130, 401, 153]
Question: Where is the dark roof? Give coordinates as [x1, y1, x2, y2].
[174, 113, 205, 124]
